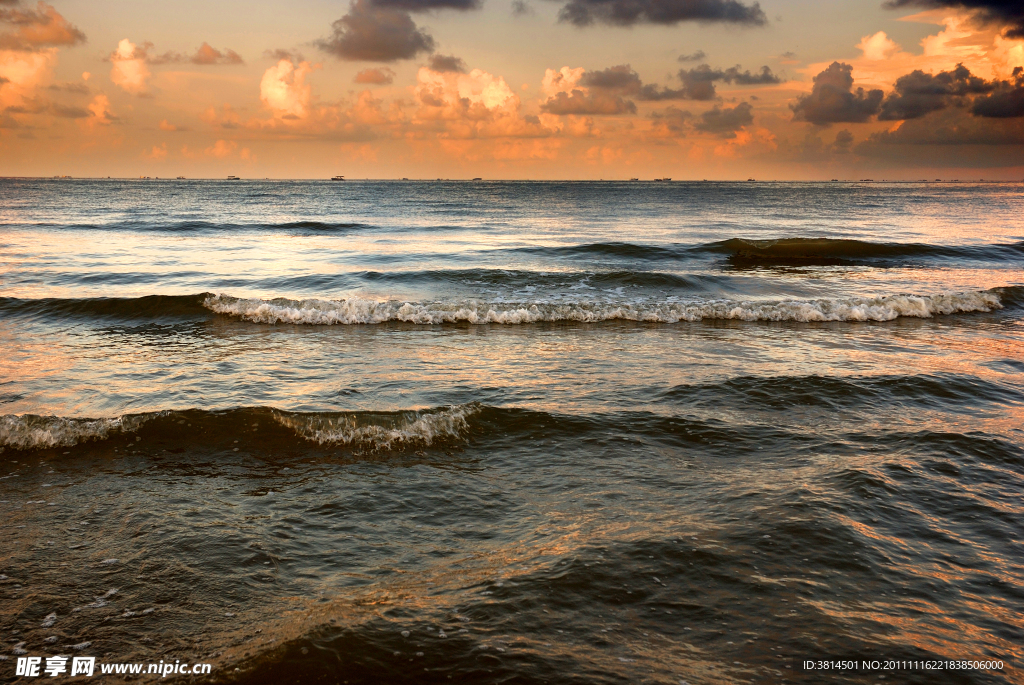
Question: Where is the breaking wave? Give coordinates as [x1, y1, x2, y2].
[272, 405, 477, 450]
[203, 289, 1006, 325]
[0, 406, 478, 453]
[0, 414, 149, 452]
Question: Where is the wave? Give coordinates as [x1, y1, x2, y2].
[5, 220, 370, 233]
[0, 405, 478, 453]
[203, 289, 1007, 325]
[0, 294, 211, 320]
[517, 238, 1024, 264]
[0, 414, 149, 451]
[357, 267, 708, 290]
[661, 373, 1024, 409]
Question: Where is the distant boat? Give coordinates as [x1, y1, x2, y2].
[747, 178, 755, 182]
[629, 177, 639, 181]
[653, 177, 671, 181]
[472, 177, 482, 181]
[227, 175, 240, 180]
[176, 176, 186, 180]
[331, 175, 345, 181]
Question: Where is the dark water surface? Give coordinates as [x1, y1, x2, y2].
[1, 180, 1022, 684]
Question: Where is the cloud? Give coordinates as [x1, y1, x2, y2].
[540, 89, 637, 114]
[648, 105, 692, 136]
[355, 66, 395, 83]
[883, 0, 1024, 39]
[260, 58, 318, 118]
[879, 63, 994, 119]
[205, 139, 238, 157]
[791, 61, 883, 125]
[0, 45, 56, 109]
[86, 93, 114, 125]
[833, 128, 854, 152]
[0, 2, 85, 51]
[411, 62, 557, 140]
[188, 42, 244, 65]
[675, 63, 783, 100]
[972, 66, 1024, 116]
[317, 0, 435, 62]
[372, 0, 481, 10]
[159, 119, 186, 131]
[694, 101, 753, 136]
[857, 31, 898, 61]
[539, 65, 636, 114]
[265, 48, 305, 63]
[428, 53, 467, 73]
[860, 104, 1024, 148]
[109, 38, 150, 93]
[144, 143, 167, 160]
[47, 79, 88, 93]
[678, 50, 707, 62]
[512, 0, 534, 15]
[556, 0, 767, 27]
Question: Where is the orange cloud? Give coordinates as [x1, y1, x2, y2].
[0, 2, 86, 51]
[84, 94, 114, 127]
[110, 38, 150, 94]
[144, 142, 167, 160]
[205, 139, 238, 157]
[0, 46, 56, 109]
[260, 58, 318, 119]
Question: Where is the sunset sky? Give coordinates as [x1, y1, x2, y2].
[1, 0, 1023, 178]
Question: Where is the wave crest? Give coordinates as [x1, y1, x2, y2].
[0, 414, 147, 451]
[203, 290, 1003, 326]
[273, 405, 477, 450]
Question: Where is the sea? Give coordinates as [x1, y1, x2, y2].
[0, 179, 1022, 684]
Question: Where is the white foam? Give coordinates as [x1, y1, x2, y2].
[274, 404, 477, 450]
[0, 414, 148, 452]
[204, 290, 1002, 326]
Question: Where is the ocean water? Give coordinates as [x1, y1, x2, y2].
[1, 179, 1022, 684]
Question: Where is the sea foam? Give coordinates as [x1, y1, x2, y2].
[272, 405, 477, 450]
[0, 414, 146, 451]
[203, 290, 1002, 325]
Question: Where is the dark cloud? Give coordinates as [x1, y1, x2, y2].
[540, 89, 634, 113]
[694, 101, 753, 136]
[47, 81, 90, 94]
[512, 0, 534, 13]
[371, 0, 481, 10]
[581, 64, 642, 90]
[879, 63, 993, 120]
[541, 89, 637, 114]
[556, 0, 767, 27]
[47, 102, 89, 118]
[572, 62, 781, 104]
[0, 1, 86, 51]
[354, 67, 395, 84]
[648, 105, 692, 134]
[428, 53, 468, 72]
[833, 128, 854, 153]
[883, 0, 1024, 39]
[859, 105, 1024, 152]
[317, 0, 435, 61]
[676, 63, 782, 100]
[678, 50, 706, 62]
[791, 62, 883, 125]
[972, 66, 1024, 117]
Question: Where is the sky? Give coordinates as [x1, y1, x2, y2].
[1, 0, 1023, 178]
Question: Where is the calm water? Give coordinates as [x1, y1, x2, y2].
[1, 180, 1022, 684]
